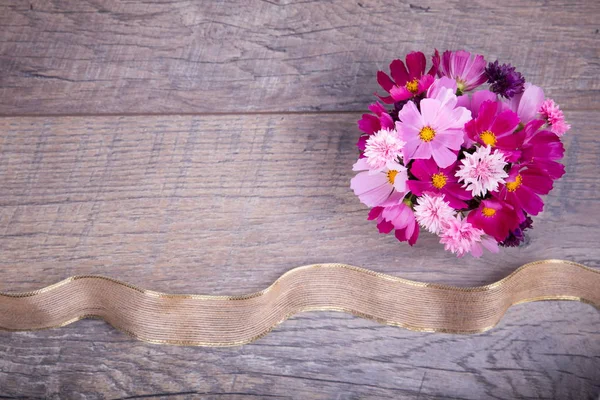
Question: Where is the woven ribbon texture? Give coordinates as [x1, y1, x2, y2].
[1, 259, 598, 346]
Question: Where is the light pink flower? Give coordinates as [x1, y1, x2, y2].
[439, 216, 499, 258]
[350, 158, 408, 207]
[433, 50, 487, 93]
[414, 193, 455, 234]
[395, 88, 471, 168]
[364, 128, 406, 170]
[455, 145, 508, 197]
[539, 99, 570, 136]
[503, 83, 545, 124]
[369, 204, 420, 246]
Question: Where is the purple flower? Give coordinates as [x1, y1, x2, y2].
[485, 61, 525, 99]
[500, 215, 533, 247]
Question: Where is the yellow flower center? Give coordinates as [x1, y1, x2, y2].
[419, 126, 436, 142]
[480, 130, 497, 147]
[506, 174, 523, 192]
[387, 169, 398, 184]
[456, 79, 466, 95]
[405, 78, 420, 94]
[431, 172, 447, 189]
[482, 207, 496, 217]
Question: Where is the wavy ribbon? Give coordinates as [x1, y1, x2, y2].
[0, 259, 598, 346]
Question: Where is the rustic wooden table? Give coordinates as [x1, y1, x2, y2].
[0, 1, 599, 398]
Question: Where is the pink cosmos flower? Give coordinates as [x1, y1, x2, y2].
[465, 101, 521, 162]
[433, 50, 487, 93]
[364, 128, 405, 170]
[539, 99, 570, 136]
[396, 89, 471, 168]
[357, 102, 396, 152]
[496, 166, 553, 216]
[407, 158, 471, 209]
[369, 204, 420, 246]
[350, 158, 408, 207]
[439, 216, 499, 258]
[519, 120, 565, 180]
[414, 193, 455, 234]
[467, 199, 520, 242]
[503, 83, 545, 124]
[455, 145, 508, 197]
[375, 51, 437, 104]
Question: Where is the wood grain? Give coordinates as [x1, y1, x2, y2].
[1, 0, 599, 397]
[0, 114, 598, 398]
[0, 0, 598, 115]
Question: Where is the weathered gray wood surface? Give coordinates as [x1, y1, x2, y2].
[0, 0, 598, 114]
[0, 0, 599, 399]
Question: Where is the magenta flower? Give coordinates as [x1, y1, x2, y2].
[396, 90, 471, 168]
[357, 102, 395, 152]
[519, 120, 565, 180]
[407, 158, 471, 209]
[375, 51, 436, 104]
[467, 198, 520, 242]
[497, 166, 553, 216]
[465, 100, 521, 162]
[351, 158, 408, 207]
[539, 99, 570, 136]
[433, 50, 487, 93]
[439, 216, 499, 258]
[369, 204, 420, 246]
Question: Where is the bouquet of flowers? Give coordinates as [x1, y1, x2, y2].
[351, 50, 569, 257]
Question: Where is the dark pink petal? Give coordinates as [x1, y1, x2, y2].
[428, 49, 439, 76]
[440, 191, 468, 209]
[476, 101, 498, 132]
[528, 159, 565, 180]
[380, 113, 395, 130]
[357, 114, 381, 134]
[389, 59, 409, 85]
[491, 109, 520, 137]
[377, 219, 395, 234]
[368, 102, 387, 116]
[408, 222, 420, 246]
[389, 85, 413, 102]
[417, 74, 435, 93]
[522, 169, 553, 195]
[406, 51, 427, 79]
[374, 93, 396, 104]
[516, 186, 544, 215]
[431, 49, 441, 76]
[444, 182, 472, 200]
[356, 135, 368, 151]
[368, 206, 384, 220]
[407, 180, 431, 196]
[394, 228, 407, 243]
[464, 119, 479, 142]
[409, 159, 434, 180]
[470, 90, 497, 117]
[377, 71, 395, 92]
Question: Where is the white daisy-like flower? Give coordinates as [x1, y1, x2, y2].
[455, 145, 508, 197]
[364, 128, 406, 171]
[414, 193, 456, 234]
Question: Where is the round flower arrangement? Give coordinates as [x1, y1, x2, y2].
[351, 50, 569, 257]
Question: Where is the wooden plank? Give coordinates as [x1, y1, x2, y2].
[0, 113, 597, 291]
[0, 0, 599, 115]
[0, 113, 598, 397]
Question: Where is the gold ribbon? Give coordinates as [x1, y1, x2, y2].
[1, 259, 598, 346]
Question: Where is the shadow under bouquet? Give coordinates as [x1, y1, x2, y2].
[351, 50, 569, 257]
